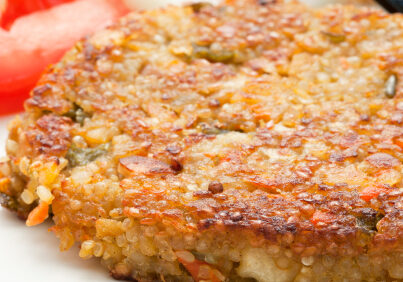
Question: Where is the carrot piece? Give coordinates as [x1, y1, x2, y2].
[176, 251, 224, 282]
[359, 186, 381, 202]
[0, 177, 10, 194]
[394, 137, 403, 149]
[26, 201, 49, 226]
[310, 211, 335, 226]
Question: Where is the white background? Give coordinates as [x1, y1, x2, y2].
[0, 0, 379, 281]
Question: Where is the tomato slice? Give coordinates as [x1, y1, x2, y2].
[0, 0, 129, 115]
[1, 0, 75, 29]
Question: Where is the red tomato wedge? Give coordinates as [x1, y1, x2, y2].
[1, 0, 75, 29]
[0, 0, 129, 115]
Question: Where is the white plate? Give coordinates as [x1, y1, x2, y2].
[0, 1, 379, 281]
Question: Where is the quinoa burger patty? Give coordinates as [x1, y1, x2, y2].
[1, 0, 402, 281]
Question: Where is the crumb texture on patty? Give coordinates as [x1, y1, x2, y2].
[1, 0, 402, 281]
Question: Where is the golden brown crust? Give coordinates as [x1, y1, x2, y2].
[14, 0, 403, 252]
[25, 114, 73, 157]
[121, 178, 402, 257]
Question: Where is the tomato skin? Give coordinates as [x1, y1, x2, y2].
[0, 0, 129, 115]
[1, 0, 75, 29]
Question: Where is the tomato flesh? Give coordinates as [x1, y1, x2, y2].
[0, 0, 129, 115]
[1, 0, 75, 29]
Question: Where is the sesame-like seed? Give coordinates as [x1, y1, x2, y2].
[79, 240, 95, 258]
[208, 99, 220, 107]
[72, 135, 87, 148]
[58, 157, 68, 170]
[229, 211, 243, 221]
[198, 265, 212, 279]
[302, 256, 315, 266]
[175, 250, 195, 263]
[6, 139, 18, 155]
[36, 185, 54, 203]
[267, 245, 280, 255]
[93, 242, 105, 257]
[114, 263, 130, 277]
[18, 157, 30, 176]
[21, 189, 34, 204]
[276, 256, 290, 269]
[166, 145, 181, 155]
[126, 228, 138, 243]
[116, 234, 127, 247]
[70, 200, 82, 210]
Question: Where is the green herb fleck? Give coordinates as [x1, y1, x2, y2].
[199, 122, 229, 135]
[66, 143, 109, 167]
[321, 31, 346, 44]
[189, 2, 211, 12]
[0, 193, 18, 212]
[192, 44, 235, 63]
[64, 104, 90, 125]
[354, 208, 384, 233]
